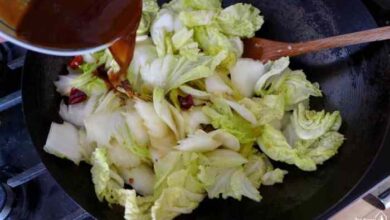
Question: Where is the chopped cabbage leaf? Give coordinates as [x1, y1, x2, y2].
[205, 73, 234, 95]
[154, 151, 184, 191]
[82, 54, 96, 64]
[84, 111, 125, 146]
[134, 98, 171, 138]
[163, 0, 222, 11]
[298, 131, 344, 165]
[143, 0, 160, 13]
[198, 166, 261, 201]
[230, 58, 267, 97]
[240, 95, 284, 125]
[257, 124, 317, 171]
[154, 87, 182, 139]
[194, 25, 241, 70]
[150, 7, 201, 60]
[91, 148, 112, 201]
[171, 28, 194, 49]
[137, 0, 160, 35]
[203, 97, 261, 144]
[254, 57, 289, 95]
[138, 13, 154, 36]
[151, 8, 183, 57]
[115, 121, 152, 164]
[171, 28, 200, 60]
[134, 99, 176, 160]
[204, 149, 247, 167]
[182, 107, 210, 134]
[59, 95, 99, 127]
[262, 69, 322, 110]
[54, 73, 78, 96]
[78, 129, 96, 163]
[258, 123, 344, 171]
[175, 129, 240, 152]
[176, 130, 221, 152]
[179, 85, 210, 100]
[153, 151, 201, 195]
[225, 99, 257, 125]
[261, 168, 288, 186]
[141, 55, 175, 91]
[140, 54, 215, 93]
[94, 91, 122, 113]
[151, 187, 204, 220]
[71, 64, 108, 96]
[243, 152, 271, 188]
[117, 189, 154, 220]
[152, 152, 204, 220]
[169, 104, 186, 139]
[216, 3, 264, 38]
[166, 169, 204, 194]
[44, 122, 83, 165]
[179, 10, 216, 27]
[107, 140, 142, 169]
[122, 109, 150, 147]
[91, 148, 124, 204]
[230, 168, 262, 201]
[119, 165, 156, 196]
[165, 56, 216, 92]
[209, 130, 240, 151]
[291, 103, 342, 140]
[127, 38, 158, 93]
[229, 37, 244, 59]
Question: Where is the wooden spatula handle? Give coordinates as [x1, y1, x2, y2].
[291, 26, 390, 55]
[246, 26, 390, 61]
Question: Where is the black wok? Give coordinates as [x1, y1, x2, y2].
[21, 0, 390, 219]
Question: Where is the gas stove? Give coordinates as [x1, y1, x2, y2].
[0, 0, 389, 219]
[0, 43, 93, 220]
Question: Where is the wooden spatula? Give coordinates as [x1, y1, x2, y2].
[243, 26, 390, 62]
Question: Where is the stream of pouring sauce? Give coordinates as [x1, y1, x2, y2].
[0, 0, 142, 96]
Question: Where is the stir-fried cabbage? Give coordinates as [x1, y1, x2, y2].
[45, 0, 345, 219]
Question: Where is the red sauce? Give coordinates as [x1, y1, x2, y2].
[0, 0, 142, 96]
[94, 65, 113, 89]
[108, 33, 140, 97]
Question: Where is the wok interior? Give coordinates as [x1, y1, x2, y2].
[22, 0, 390, 219]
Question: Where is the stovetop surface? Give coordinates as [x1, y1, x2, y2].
[0, 106, 86, 220]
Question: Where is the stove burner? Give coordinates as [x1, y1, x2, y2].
[0, 183, 14, 219]
[0, 166, 31, 220]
